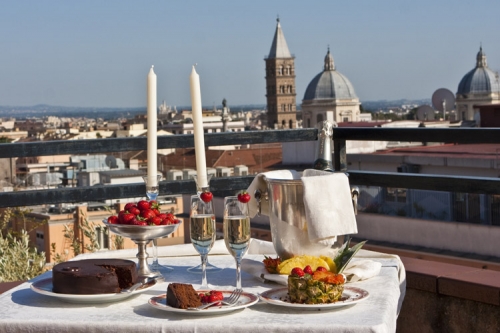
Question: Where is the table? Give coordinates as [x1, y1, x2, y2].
[0, 239, 405, 333]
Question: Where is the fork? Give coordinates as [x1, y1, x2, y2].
[188, 288, 243, 311]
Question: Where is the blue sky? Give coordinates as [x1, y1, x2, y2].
[1, 0, 499, 108]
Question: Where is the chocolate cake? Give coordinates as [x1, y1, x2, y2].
[166, 283, 202, 309]
[52, 259, 138, 294]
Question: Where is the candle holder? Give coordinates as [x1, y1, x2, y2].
[142, 175, 173, 273]
[188, 174, 222, 274]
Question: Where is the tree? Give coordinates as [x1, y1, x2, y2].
[0, 208, 46, 282]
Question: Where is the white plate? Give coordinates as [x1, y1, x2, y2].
[148, 290, 259, 315]
[30, 278, 159, 304]
[259, 286, 369, 310]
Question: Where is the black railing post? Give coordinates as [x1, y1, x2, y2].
[334, 139, 347, 172]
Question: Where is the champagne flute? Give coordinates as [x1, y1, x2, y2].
[223, 196, 251, 289]
[189, 194, 216, 289]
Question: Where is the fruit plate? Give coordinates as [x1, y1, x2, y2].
[30, 278, 159, 304]
[148, 290, 259, 315]
[259, 286, 369, 310]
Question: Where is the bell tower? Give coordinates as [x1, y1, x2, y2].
[265, 18, 297, 129]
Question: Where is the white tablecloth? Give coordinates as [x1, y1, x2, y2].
[0, 239, 406, 333]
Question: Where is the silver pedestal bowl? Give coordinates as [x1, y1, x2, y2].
[103, 221, 182, 278]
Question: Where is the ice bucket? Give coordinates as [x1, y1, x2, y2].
[256, 176, 344, 260]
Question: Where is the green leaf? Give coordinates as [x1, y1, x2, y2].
[333, 237, 367, 274]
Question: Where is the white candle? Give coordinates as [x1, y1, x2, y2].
[147, 66, 158, 186]
[189, 65, 208, 188]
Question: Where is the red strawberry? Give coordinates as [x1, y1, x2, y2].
[166, 213, 176, 222]
[107, 216, 119, 224]
[316, 266, 328, 272]
[159, 219, 170, 225]
[158, 213, 168, 220]
[124, 202, 136, 211]
[120, 213, 135, 225]
[140, 209, 156, 220]
[291, 267, 305, 277]
[199, 293, 208, 303]
[237, 190, 251, 203]
[200, 191, 213, 203]
[149, 200, 159, 209]
[137, 200, 150, 211]
[130, 217, 142, 225]
[304, 265, 313, 275]
[202, 290, 224, 305]
[128, 206, 141, 216]
[148, 216, 162, 226]
[152, 208, 161, 216]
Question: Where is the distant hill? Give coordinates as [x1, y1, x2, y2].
[0, 99, 431, 119]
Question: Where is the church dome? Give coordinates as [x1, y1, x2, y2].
[303, 48, 358, 101]
[457, 47, 500, 95]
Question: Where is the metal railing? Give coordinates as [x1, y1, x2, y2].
[0, 127, 499, 208]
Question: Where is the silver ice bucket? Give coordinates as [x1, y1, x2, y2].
[256, 176, 345, 260]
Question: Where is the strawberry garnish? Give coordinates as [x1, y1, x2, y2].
[291, 267, 305, 277]
[199, 290, 224, 305]
[200, 191, 213, 203]
[237, 190, 251, 203]
[304, 265, 313, 275]
[263, 256, 281, 274]
[316, 266, 328, 272]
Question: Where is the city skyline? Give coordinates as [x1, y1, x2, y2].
[1, 0, 499, 109]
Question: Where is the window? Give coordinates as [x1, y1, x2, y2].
[386, 188, 407, 203]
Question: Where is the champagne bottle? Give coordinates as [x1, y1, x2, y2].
[312, 120, 335, 171]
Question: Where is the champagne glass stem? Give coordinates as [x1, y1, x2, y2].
[200, 253, 208, 289]
[151, 239, 159, 269]
[235, 257, 243, 289]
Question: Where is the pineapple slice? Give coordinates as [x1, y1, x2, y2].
[320, 255, 336, 273]
[277, 255, 330, 275]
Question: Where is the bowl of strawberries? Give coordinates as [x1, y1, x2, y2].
[103, 199, 182, 241]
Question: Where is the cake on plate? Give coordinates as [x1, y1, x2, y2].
[166, 283, 202, 309]
[52, 259, 138, 294]
[287, 267, 345, 304]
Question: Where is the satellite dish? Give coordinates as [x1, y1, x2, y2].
[105, 155, 117, 168]
[416, 105, 435, 121]
[432, 88, 455, 119]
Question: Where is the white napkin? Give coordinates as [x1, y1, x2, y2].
[247, 169, 301, 218]
[241, 257, 381, 285]
[301, 169, 358, 246]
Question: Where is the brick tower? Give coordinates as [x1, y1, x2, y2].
[265, 18, 297, 129]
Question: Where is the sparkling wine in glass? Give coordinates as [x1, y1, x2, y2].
[189, 195, 216, 289]
[223, 196, 251, 289]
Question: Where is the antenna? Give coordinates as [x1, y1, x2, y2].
[432, 88, 455, 120]
[105, 155, 117, 169]
[416, 105, 435, 121]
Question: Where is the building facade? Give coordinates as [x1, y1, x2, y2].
[264, 18, 297, 129]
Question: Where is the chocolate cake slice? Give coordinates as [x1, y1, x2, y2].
[166, 283, 202, 309]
